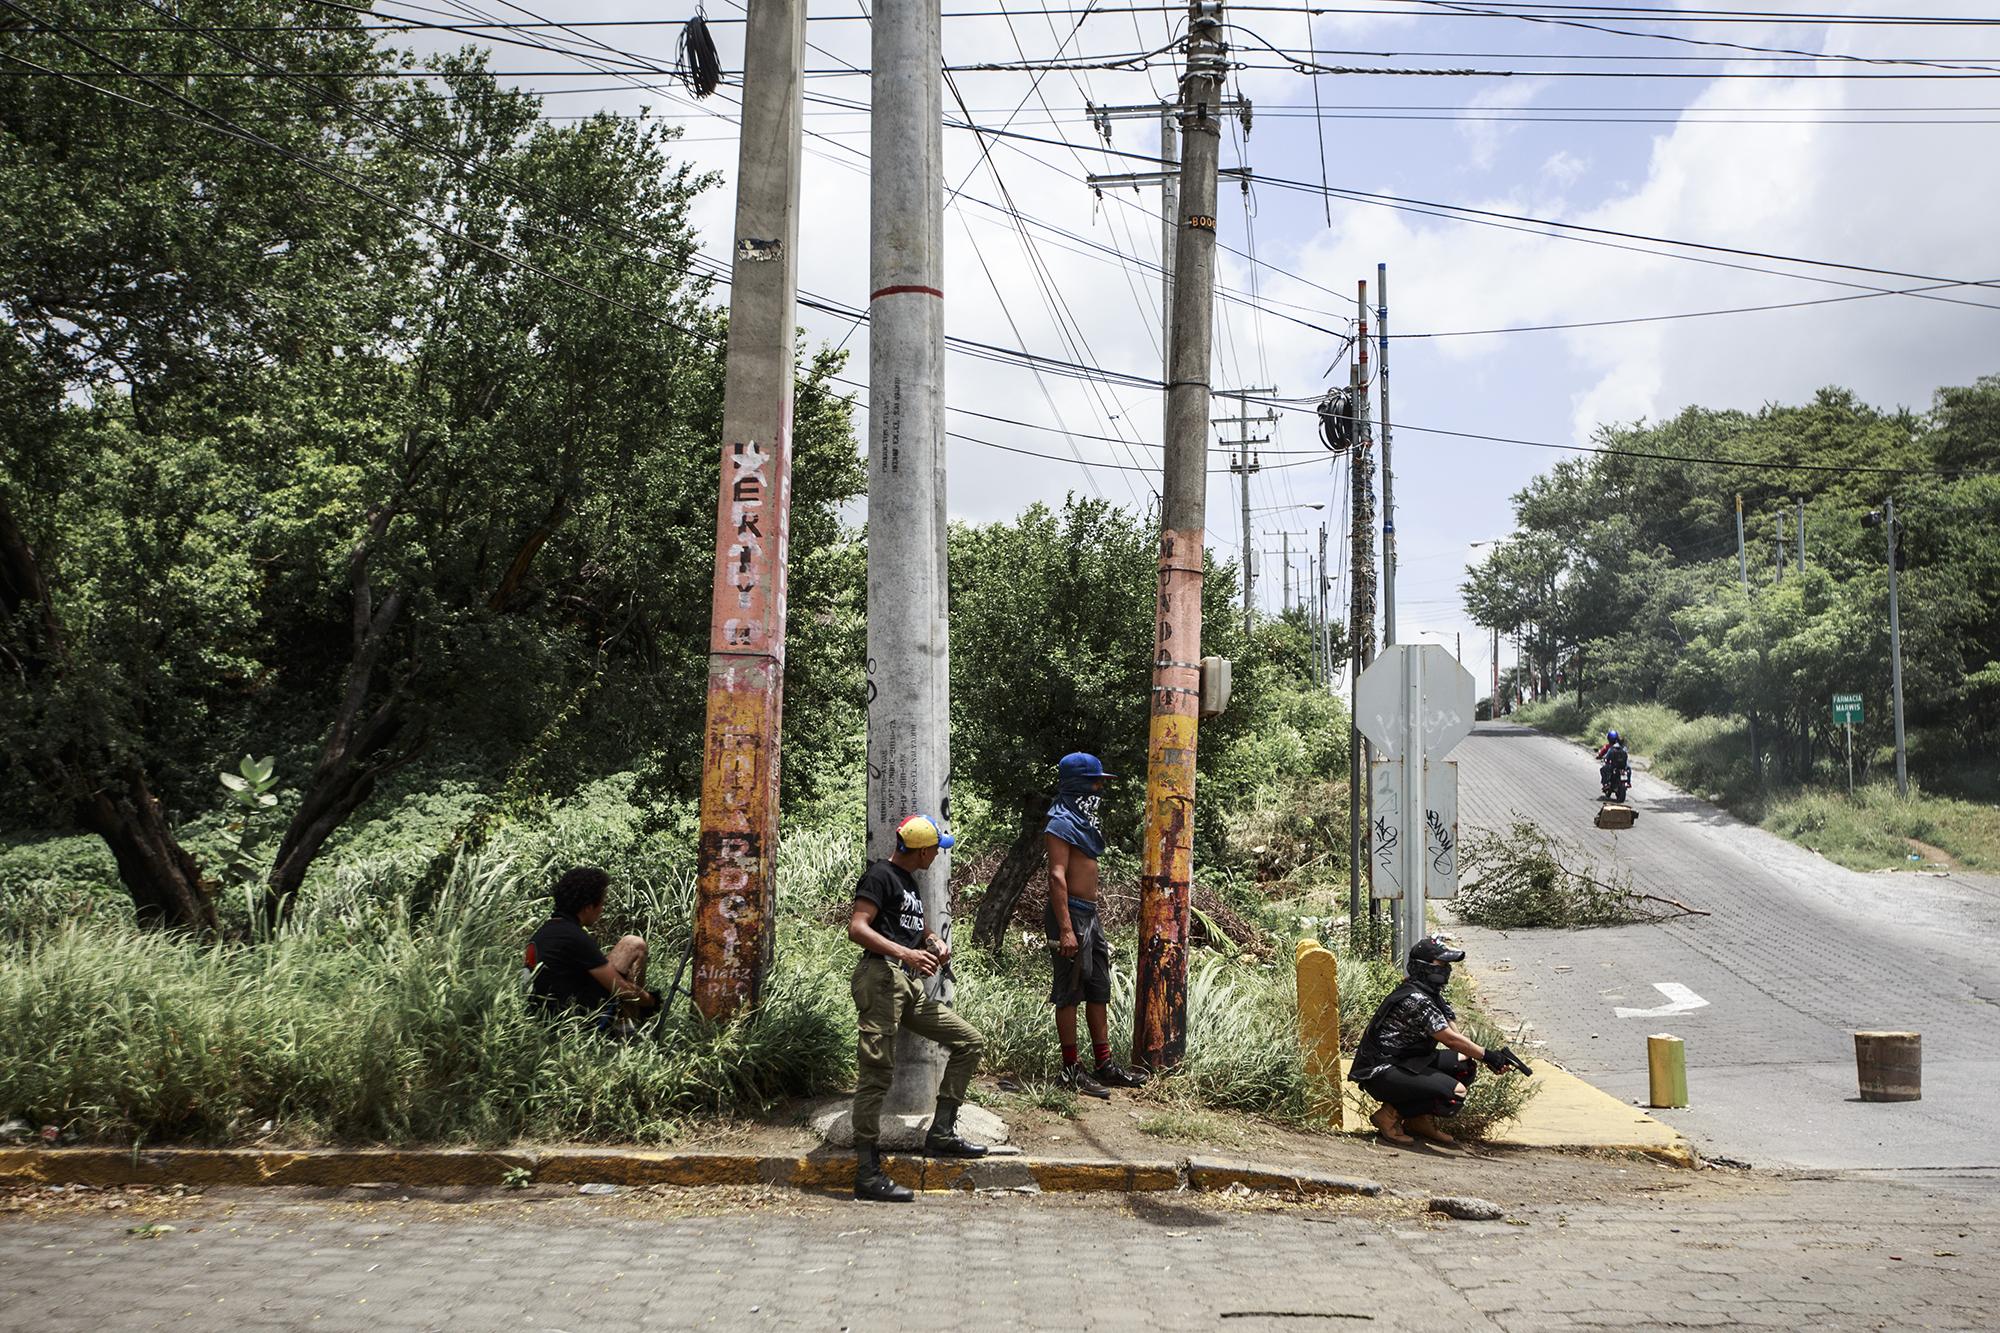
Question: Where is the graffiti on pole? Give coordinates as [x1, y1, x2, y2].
[693, 432, 793, 1019]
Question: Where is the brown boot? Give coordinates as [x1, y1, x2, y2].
[1404, 1114, 1459, 1147]
[1371, 1105, 1414, 1144]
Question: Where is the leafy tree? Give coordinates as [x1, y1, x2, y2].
[1462, 378, 2000, 788]
[1, 9, 866, 928]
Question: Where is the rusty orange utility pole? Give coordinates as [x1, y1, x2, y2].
[1132, 0, 1227, 1071]
[690, 0, 805, 1019]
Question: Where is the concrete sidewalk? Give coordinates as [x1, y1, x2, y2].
[1336, 1056, 1694, 1166]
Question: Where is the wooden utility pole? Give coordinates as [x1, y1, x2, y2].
[867, 0, 953, 1112]
[691, 0, 805, 1019]
[1376, 263, 1397, 648]
[1132, 0, 1227, 1072]
[1347, 284, 1377, 952]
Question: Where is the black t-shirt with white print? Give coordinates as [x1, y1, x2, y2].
[854, 860, 926, 957]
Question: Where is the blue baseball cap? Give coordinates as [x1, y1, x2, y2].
[1057, 752, 1119, 781]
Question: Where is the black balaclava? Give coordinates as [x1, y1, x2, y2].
[1406, 935, 1466, 995]
[1410, 955, 1452, 993]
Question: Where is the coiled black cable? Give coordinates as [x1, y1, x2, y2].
[676, 10, 721, 98]
[1318, 387, 1356, 453]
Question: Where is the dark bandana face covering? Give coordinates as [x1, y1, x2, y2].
[1046, 775, 1107, 859]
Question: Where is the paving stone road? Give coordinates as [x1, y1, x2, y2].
[3, 1170, 1993, 1331]
[1449, 722, 2000, 1169]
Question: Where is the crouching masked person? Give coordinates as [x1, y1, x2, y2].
[1351, 936, 1524, 1147]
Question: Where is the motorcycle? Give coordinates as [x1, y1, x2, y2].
[1599, 759, 1632, 803]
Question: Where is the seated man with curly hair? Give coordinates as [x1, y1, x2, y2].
[524, 866, 660, 1034]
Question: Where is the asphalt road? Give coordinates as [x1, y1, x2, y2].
[1448, 721, 2000, 1171]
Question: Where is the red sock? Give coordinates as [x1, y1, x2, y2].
[1093, 1041, 1112, 1067]
[1061, 1042, 1079, 1068]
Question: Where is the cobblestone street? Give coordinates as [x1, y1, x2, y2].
[3, 1166, 1992, 1330]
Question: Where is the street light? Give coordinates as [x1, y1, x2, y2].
[1417, 628, 1462, 661]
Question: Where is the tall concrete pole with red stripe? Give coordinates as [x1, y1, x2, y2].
[689, 0, 805, 1020]
[1132, 0, 1227, 1072]
[869, 0, 953, 1112]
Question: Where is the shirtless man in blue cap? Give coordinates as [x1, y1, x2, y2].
[1044, 753, 1148, 1097]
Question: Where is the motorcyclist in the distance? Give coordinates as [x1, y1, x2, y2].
[1596, 729, 1631, 798]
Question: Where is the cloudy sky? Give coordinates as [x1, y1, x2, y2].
[411, 0, 2000, 696]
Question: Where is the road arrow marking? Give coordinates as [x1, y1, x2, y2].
[1613, 983, 1710, 1019]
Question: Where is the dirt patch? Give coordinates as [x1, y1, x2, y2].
[1905, 837, 1961, 870]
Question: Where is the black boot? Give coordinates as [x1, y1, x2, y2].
[853, 1146, 913, 1203]
[922, 1098, 989, 1159]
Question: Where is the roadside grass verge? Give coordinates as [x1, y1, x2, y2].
[1, 783, 1538, 1147]
[1513, 700, 2000, 872]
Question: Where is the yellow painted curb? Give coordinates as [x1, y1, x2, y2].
[1335, 1055, 1699, 1168]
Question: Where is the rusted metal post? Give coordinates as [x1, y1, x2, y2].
[1132, 0, 1226, 1072]
[690, 0, 805, 1020]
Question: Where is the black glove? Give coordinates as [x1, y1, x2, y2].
[646, 987, 664, 1010]
[1482, 1045, 1519, 1074]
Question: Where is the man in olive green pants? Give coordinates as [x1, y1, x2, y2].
[846, 814, 988, 1203]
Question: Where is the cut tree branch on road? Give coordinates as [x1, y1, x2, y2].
[1455, 817, 1707, 929]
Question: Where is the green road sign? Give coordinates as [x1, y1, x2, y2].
[1833, 693, 1864, 724]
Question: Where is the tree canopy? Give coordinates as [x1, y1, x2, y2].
[1462, 380, 2000, 783]
[1, 6, 864, 927]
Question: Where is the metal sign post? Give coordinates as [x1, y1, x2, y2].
[1355, 644, 1477, 957]
[1833, 693, 1863, 797]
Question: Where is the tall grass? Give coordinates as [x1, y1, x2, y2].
[0, 788, 1536, 1145]
[0, 846, 850, 1147]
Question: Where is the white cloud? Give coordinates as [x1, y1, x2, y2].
[1457, 79, 1552, 172]
[1540, 150, 1587, 186]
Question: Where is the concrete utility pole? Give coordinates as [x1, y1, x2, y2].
[691, 0, 805, 1021]
[1377, 263, 1396, 647]
[1735, 492, 1749, 591]
[867, 0, 952, 1113]
[1282, 531, 1292, 612]
[1232, 451, 1256, 632]
[1347, 285, 1378, 952]
[1881, 498, 1910, 797]
[1318, 523, 1330, 683]
[1798, 498, 1807, 573]
[1776, 511, 1785, 583]
[1132, 0, 1227, 1073]
[1734, 492, 1759, 783]
[1214, 391, 1272, 635]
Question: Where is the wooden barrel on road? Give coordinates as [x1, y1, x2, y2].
[1853, 1031, 1921, 1102]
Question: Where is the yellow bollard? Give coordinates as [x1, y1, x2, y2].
[1295, 941, 1344, 1128]
[1647, 1033, 1688, 1108]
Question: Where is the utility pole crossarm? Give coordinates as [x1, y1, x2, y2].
[1088, 166, 1253, 189]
